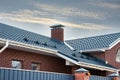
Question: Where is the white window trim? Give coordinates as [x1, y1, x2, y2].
[12, 60, 22, 69]
[31, 63, 40, 70]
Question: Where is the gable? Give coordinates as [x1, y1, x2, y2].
[105, 42, 120, 69]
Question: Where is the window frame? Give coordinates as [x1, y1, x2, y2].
[11, 60, 22, 69]
[31, 62, 40, 70]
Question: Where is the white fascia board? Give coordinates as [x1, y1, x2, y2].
[118, 69, 120, 72]
[79, 48, 106, 53]
[0, 38, 58, 54]
[9, 41, 58, 53]
[64, 42, 74, 50]
[78, 61, 118, 72]
[109, 38, 120, 50]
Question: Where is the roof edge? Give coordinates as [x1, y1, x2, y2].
[78, 62, 118, 72]
[78, 38, 120, 52]
[79, 48, 106, 53]
[109, 38, 120, 49]
[0, 38, 58, 54]
[57, 52, 118, 72]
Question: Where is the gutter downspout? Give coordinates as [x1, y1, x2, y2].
[0, 41, 9, 53]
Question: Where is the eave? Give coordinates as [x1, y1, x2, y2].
[57, 53, 119, 72]
[77, 38, 120, 53]
[0, 38, 58, 56]
[79, 48, 106, 53]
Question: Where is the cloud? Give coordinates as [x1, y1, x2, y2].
[34, 3, 105, 20]
[0, 9, 110, 30]
[91, 1, 120, 9]
[101, 3, 120, 9]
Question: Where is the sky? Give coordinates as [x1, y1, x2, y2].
[0, 0, 120, 40]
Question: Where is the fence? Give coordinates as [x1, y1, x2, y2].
[0, 67, 74, 80]
[0, 67, 117, 80]
[90, 75, 112, 80]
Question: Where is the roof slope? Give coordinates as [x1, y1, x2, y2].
[0, 23, 60, 50]
[66, 32, 120, 51]
[0, 23, 117, 70]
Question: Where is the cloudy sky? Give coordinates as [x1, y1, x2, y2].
[0, 0, 120, 40]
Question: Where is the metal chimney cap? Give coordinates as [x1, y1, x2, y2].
[50, 24, 65, 28]
[108, 73, 119, 77]
[75, 68, 89, 73]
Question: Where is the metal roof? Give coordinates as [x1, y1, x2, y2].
[66, 32, 120, 51]
[0, 23, 117, 70]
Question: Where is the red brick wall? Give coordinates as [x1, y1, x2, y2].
[51, 28, 64, 42]
[91, 52, 105, 60]
[105, 42, 120, 68]
[0, 48, 72, 74]
[89, 42, 120, 69]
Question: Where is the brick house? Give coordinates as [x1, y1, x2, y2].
[0, 23, 120, 76]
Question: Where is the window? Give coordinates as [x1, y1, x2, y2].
[31, 63, 40, 70]
[116, 49, 120, 62]
[12, 60, 22, 69]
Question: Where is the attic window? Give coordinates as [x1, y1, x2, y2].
[35, 41, 40, 44]
[81, 55, 87, 59]
[116, 49, 120, 62]
[86, 57, 91, 60]
[72, 53, 76, 57]
[23, 38, 29, 42]
[53, 45, 57, 48]
[23, 37, 57, 49]
[44, 43, 48, 46]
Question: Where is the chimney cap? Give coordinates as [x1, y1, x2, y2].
[50, 24, 65, 29]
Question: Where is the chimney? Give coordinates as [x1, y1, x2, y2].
[50, 24, 65, 42]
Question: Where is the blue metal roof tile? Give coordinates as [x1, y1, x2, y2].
[66, 32, 120, 51]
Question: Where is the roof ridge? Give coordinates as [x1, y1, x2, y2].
[66, 32, 120, 41]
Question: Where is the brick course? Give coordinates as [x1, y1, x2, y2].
[91, 42, 120, 69]
[91, 52, 105, 60]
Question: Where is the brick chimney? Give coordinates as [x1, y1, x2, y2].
[50, 24, 65, 42]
